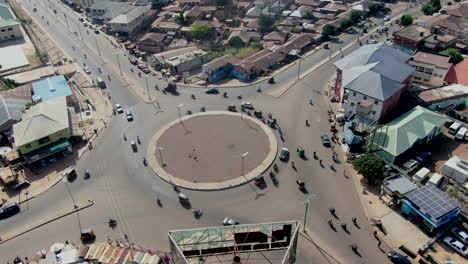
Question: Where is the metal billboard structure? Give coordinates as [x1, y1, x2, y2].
[168, 221, 300, 264]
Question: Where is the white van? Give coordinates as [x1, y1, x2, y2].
[456, 127, 467, 140]
[413, 167, 430, 183]
[449, 122, 461, 135]
[427, 173, 444, 188]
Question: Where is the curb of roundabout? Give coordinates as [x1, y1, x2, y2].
[146, 111, 278, 191]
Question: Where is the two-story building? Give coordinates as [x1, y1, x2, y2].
[12, 96, 73, 164]
[86, 1, 135, 24]
[392, 24, 432, 54]
[333, 44, 415, 122]
[408, 51, 452, 87]
[163, 49, 209, 74]
[0, 1, 23, 42]
[108, 5, 151, 36]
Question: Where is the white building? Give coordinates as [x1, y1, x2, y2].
[108, 5, 151, 36]
[0, 2, 22, 42]
[408, 51, 452, 87]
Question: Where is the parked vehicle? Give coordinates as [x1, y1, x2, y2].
[227, 105, 237, 112]
[297, 147, 305, 158]
[426, 173, 444, 188]
[137, 64, 146, 70]
[384, 16, 390, 21]
[443, 236, 468, 256]
[129, 58, 137, 65]
[456, 127, 467, 140]
[279, 148, 289, 161]
[223, 218, 239, 226]
[141, 67, 150, 74]
[80, 228, 96, 241]
[0, 203, 20, 219]
[413, 167, 430, 183]
[83, 66, 91, 74]
[205, 88, 219, 94]
[402, 159, 419, 173]
[387, 251, 411, 264]
[451, 227, 468, 244]
[415, 152, 431, 164]
[448, 122, 461, 134]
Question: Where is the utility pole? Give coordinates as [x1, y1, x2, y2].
[241, 152, 248, 176]
[158, 147, 165, 167]
[177, 104, 184, 124]
[63, 13, 71, 32]
[297, 55, 302, 80]
[302, 194, 316, 233]
[95, 37, 101, 57]
[145, 75, 151, 101]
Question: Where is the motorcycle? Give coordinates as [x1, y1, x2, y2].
[256, 87, 262, 92]
[200, 106, 206, 112]
[191, 94, 195, 99]
[270, 172, 278, 185]
[273, 163, 278, 172]
[313, 152, 317, 160]
[143, 158, 147, 166]
[84, 170, 90, 179]
[223, 92, 228, 98]
[237, 95, 242, 99]
[108, 219, 117, 227]
[329, 163, 335, 171]
[192, 208, 202, 218]
[137, 136, 141, 144]
[305, 120, 309, 126]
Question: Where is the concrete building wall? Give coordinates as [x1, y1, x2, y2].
[409, 61, 450, 87]
[0, 23, 22, 42]
[342, 90, 384, 122]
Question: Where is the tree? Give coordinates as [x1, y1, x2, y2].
[228, 36, 245, 48]
[421, 0, 441, 15]
[352, 154, 385, 184]
[321, 24, 336, 39]
[174, 13, 187, 25]
[151, 0, 166, 9]
[189, 23, 213, 40]
[350, 10, 363, 24]
[259, 15, 276, 34]
[251, 42, 263, 50]
[400, 14, 414, 27]
[368, 3, 389, 16]
[303, 10, 315, 20]
[340, 19, 353, 30]
[439, 48, 464, 64]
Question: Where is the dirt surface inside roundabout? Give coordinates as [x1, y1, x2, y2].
[155, 114, 271, 183]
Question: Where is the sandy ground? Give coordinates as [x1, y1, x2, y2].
[155, 115, 270, 183]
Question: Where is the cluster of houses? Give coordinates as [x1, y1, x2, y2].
[0, 74, 85, 187]
[326, 2, 468, 236]
[60, 0, 391, 83]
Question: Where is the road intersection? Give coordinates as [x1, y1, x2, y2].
[0, 0, 424, 262]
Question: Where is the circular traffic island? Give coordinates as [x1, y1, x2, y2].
[147, 111, 277, 190]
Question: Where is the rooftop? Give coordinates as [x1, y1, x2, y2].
[139, 32, 167, 43]
[441, 2, 468, 18]
[406, 185, 460, 221]
[0, 85, 31, 130]
[165, 50, 207, 66]
[32, 75, 72, 102]
[0, 2, 20, 28]
[109, 5, 150, 24]
[393, 24, 432, 42]
[416, 83, 468, 104]
[203, 54, 242, 71]
[444, 57, 468, 86]
[412, 51, 451, 69]
[153, 46, 199, 62]
[373, 106, 448, 157]
[383, 174, 418, 196]
[13, 96, 69, 147]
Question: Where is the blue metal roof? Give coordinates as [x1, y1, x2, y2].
[32, 76, 72, 102]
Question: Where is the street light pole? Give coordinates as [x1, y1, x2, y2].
[241, 152, 248, 176]
[63, 13, 71, 32]
[158, 147, 165, 167]
[145, 75, 151, 101]
[297, 55, 302, 80]
[302, 194, 316, 233]
[177, 104, 184, 124]
[116, 54, 122, 76]
[95, 36, 101, 57]
[77, 22, 84, 41]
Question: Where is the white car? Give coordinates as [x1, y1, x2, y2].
[115, 104, 124, 114]
[384, 16, 390, 21]
[452, 227, 468, 244]
[443, 236, 468, 257]
[223, 218, 239, 226]
[370, 39, 378, 44]
[83, 66, 91, 74]
[126, 110, 133, 121]
[402, 159, 419, 173]
[241, 102, 254, 109]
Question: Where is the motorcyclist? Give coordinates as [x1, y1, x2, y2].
[328, 219, 333, 225]
[341, 222, 347, 229]
[329, 207, 335, 214]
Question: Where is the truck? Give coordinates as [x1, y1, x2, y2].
[96, 77, 106, 88]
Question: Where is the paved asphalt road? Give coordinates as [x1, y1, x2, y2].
[0, 0, 423, 262]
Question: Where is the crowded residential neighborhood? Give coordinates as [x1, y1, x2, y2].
[0, 0, 467, 263]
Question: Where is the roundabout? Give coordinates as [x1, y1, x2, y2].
[147, 111, 278, 190]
